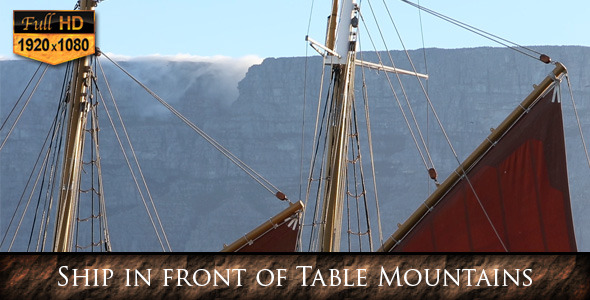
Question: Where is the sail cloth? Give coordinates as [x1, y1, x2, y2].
[381, 64, 577, 252]
[233, 216, 300, 252]
[221, 201, 303, 252]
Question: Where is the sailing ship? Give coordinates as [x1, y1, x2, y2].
[0, 0, 585, 252]
[222, 0, 580, 252]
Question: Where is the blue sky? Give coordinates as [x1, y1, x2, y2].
[2, 0, 590, 59]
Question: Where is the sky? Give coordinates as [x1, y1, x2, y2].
[2, 0, 590, 59]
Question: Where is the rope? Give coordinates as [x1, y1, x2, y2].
[348, 120, 362, 250]
[75, 88, 111, 252]
[358, 38, 384, 247]
[76, 241, 104, 250]
[300, 52, 331, 252]
[93, 61, 170, 252]
[0, 72, 63, 251]
[307, 71, 337, 252]
[32, 83, 70, 251]
[27, 131, 55, 252]
[0, 62, 43, 133]
[359, 8, 432, 173]
[90, 84, 96, 252]
[38, 89, 69, 251]
[565, 74, 590, 171]
[378, 0, 438, 172]
[350, 99, 374, 251]
[101, 52, 284, 200]
[364, 0, 508, 251]
[42, 82, 71, 251]
[401, 0, 546, 63]
[28, 99, 67, 251]
[0, 64, 49, 152]
[299, 0, 317, 206]
[89, 102, 112, 251]
[7, 119, 56, 251]
[96, 58, 171, 251]
[96, 81, 167, 251]
[346, 174, 352, 251]
[417, 0, 433, 194]
[417, 0, 429, 81]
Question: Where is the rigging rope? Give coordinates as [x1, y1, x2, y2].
[94, 59, 171, 252]
[299, 0, 317, 205]
[100, 52, 285, 201]
[0, 64, 49, 152]
[417, 0, 429, 84]
[39, 75, 70, 251]
[90, 100, 112, 251]
[297, 0, 319, 252]
[350, 96, 374, 251]
[358, 39, 384, 247]
[417, 0, 433, 194]
[565, 74, 590, 171]
[0, 62, 43, 133]
[28, 97, 68, 251]
[305, 69, 335, 252]
[378, 0, 439, 173]
[401, 0, 549, 63]
[365, 0, 508, 251]
[299, 46, 331, 251]
[345, 165, 352, 251]
[71, 75, 111, 252]
[94, 78, 167, 251]
[359, 8, 433, 174]
[28, 129, 56, 252]
[0, 65, 54, 251]
[5, 111, 57, 251]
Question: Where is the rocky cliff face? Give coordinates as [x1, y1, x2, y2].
[1, 46, 589, 251]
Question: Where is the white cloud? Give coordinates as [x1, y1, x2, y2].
[102, 52, 262, 66]
[95, 53, 263, 110]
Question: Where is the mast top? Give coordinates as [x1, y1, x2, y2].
[78, 0, 99, 10]
[330, 0, 358, 64]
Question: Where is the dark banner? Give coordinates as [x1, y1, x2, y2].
[13, 11, 95, 34]
[12, 10, 95, 65]
[1, 254, 588, 299]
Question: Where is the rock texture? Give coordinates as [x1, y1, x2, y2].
[1, 254, 589, 299]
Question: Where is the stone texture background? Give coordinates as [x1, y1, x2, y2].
[1, 254, 589, 299]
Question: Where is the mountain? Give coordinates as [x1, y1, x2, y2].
[1, 46, 588, 251]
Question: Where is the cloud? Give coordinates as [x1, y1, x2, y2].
[95, 53, 263, 117]
[102, 52, 262, 66]
[0, 54, 25, 61]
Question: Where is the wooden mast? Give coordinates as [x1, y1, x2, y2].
[53, 0, 97, 252]
[325, 0, 339, 50]
[318, 0, 359, 252]
[221, 201, 304, 252]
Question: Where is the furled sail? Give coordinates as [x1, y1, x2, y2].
[380, 63, 577, 252]
[221, 201, 303, 252]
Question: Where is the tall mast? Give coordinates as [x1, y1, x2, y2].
[318, 0, 359, 252]
[53, 0, 97, 252]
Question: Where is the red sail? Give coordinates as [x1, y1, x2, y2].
[392, 86, 577, 252]
[236, 218, 300, 252]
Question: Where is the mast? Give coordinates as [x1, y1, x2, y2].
[53, 0, 97, 252]
[306, 0, 427, 252]
[318, 0, 359, 252]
